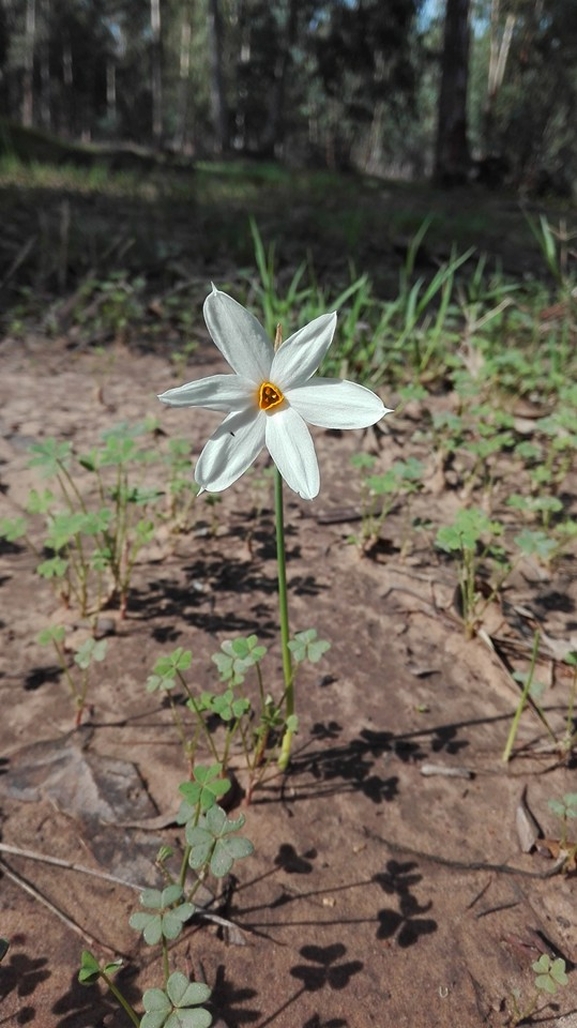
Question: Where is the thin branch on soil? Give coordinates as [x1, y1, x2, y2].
[369, 831, 566, 879]
[0, 841, 142, 890]
[0, 841, 248, 940]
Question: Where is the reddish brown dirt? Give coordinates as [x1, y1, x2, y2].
[0, 332, 576, 1028]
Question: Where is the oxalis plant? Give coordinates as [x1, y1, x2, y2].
[158, 286, 391, 769]
[79, 772, 253, 1027]
[147, 629, 330, 802]
[0, 422, 169, 619]
[506, 952, 569, 1027]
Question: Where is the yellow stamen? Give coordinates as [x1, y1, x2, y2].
[258, 381, 285, 411]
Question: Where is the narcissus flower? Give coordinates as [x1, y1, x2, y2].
[158, 286, 391, 500]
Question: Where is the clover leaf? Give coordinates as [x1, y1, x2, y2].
[532, 954, 568, 994]
[78, 949, 122, 985]
[129, 885, 195, 945]
[198, 689, 250, 722]
[74, 638, 107, 671]
[186, 805, 253, 877]
[0, 517, 28, 542]
[178, 763, 231, 815]
[28, 438, 72, 476]
[288, 629, 330, 664]
[141, 972, 212, 1028]
[147, 647, 192, 692]
[211, 635, 266, 686]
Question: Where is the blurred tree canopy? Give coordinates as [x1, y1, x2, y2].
[0, 0, 576, 193]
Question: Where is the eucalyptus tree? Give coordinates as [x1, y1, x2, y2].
[471, 0, 577, 190]
[433, 0, 472, 184]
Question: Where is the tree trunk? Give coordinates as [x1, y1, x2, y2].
[62, 30, 73, 135]
[106, 61, 117, 128]
[176, 11, 192, 152]
[39, 0, 50, 129]
[22, 0, 36, 126]
[207, 0, 228, 153]
[260, 0, 299, 157]
[150, 0, 162, 143]
[484, 0, 515, 152]
[433, 0, 471, 186]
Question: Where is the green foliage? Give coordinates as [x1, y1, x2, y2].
[532, 955, 569, 995]
[436, 509, 506, 638]
[199, 688, 251, 722]
[78, 950, 123, 986]
[514, 529, 557, 564]
[74, 638, 107, 671]
[502, 632, 558, 764]
[436, 508, 502, 555]
[186, 806, 253, 878]
[129, 885, 195, 946]
[525, 215, 576, 291]
[141, 973, 212, 1028]
[2, 421, 196, 620]
[0, 516, 28, 542]
[288, 629, 331, 665]
[29, 439, 73, 476]
[37, 626, 108, 724]
[351, 455, 425, 552]
[146, 630, 327, 796]
[548, 793, 577, 852]
[211, 635, 267, 687]
[178, 764, 231, 815]
[147, 648, 193, 693]
[78, 951, 138, 1027]
[548, 793, 577, 821]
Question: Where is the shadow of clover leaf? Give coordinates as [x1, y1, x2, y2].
[290, 944, 363, 992]
[431, 724, 469, 755]
[310, 721, 343, 741]
[274, 843, 316, 874]
[377, 892, 437, 948]
[372, 860, 424, 895]
[0, 952, 51, 1001]
[207, 963, 260, 1025]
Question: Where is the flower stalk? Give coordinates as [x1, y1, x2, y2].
[274, 468, 295, 770]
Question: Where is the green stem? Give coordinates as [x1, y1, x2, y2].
[101, 973, 140, 1027]
[275, 469, 294, 771]
[502, 630, 540, 763]
[179, 677, 221, 764]
[566, 665, 577, 741]
[179, 844, 191, 889]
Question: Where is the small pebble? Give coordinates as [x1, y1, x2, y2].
[420, 762, 473, 779]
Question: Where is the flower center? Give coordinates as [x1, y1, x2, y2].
[258, 381, 285, 411]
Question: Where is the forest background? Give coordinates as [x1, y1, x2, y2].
[1, 0, 577, 196]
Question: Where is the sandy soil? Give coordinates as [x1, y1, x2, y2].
[0, 330, 576, 1028]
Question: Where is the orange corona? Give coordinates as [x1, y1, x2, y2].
[258, 382, 285, 411]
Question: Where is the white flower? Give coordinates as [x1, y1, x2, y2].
[158, 286, 392, 500]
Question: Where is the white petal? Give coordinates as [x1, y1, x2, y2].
[203, 287, 273, 382]
[265, 407, 320, 500]
[195, 409, 265, 492]
[158, 374, 255, 412]
[271, 312, 337, 389]
[287, 378, 392, 429]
